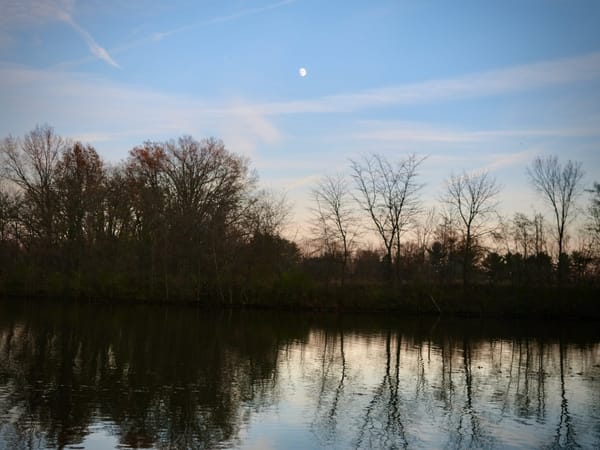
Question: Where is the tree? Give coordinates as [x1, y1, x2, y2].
[428, 214, 461, 283]
[414, 207, 437, 275]
[162, 136, 254, 301]
[443, 170, 500, 286]
[126, 142, 169, 297]
[587, 182, 600, 253]
[245, 188, 290, 238]
[103, 165, 135, 242]
[1, 125, 65, 247]
[55, 142, 106, 270]
[527, 155, 584, 278]
[310, 173, 358, 286]
[163, 136, 252, 234]
[532, 213, 547, 257]
[512, 213, 533, 258]
[0, 125, 67, 281]
[350, 153, 425, 284]
[0, 189, 21, 278]
[482, 252, 505, 284]
[237, 188, 292, 293]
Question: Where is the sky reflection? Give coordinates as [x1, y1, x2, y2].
[0, 304, 599, 449]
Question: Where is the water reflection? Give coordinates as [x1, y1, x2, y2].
[0, 302, 599, 449]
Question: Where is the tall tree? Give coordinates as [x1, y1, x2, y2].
[351, 153, 424, 284]
[55, 142, 106, 270]
[587, 182, 600, 253]
[512, 213, 534, 258]
[1, 125, 65, 245]
[527, 156, 584, 276]
[511, 212, 549, 259]
[1, 125, 66, 273]
[0, 189, 20, 275]
[162, 136, 254, 301]
[443, 170, 500, 286]
[103, 165, 135, 242]
[246, 188, 290, 237]
[240, 188, 294, 287]
[414, 207, 437, 272]
[310, 173, 358, 287]
[126, 142, 169, 297]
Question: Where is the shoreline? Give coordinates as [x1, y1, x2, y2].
[3, 283, 599, 320]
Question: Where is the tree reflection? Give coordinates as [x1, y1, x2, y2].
[0, 308, 599, 449]
[0, 304, 308, 449]
[307, 320, 598, 449]
[310, 328, 347, 446]
[354, 330, 408, 450]
[552, 340, 580, 449]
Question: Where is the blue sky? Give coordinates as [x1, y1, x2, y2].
[1, 0, 600, 237]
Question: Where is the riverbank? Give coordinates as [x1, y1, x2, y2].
[3, 283, 600, 319]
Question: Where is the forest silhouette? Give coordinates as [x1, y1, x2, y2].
[1, 125, 599, 316]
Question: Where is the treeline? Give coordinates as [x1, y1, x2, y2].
[0, 125, 300, 303]
[307, 153, 600, 292]
[1, 125, 599, 308]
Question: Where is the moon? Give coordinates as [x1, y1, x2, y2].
[299, 67, 307, 77]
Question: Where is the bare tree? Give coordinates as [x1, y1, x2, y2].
[51, 142, 107, 279]
[527, 156, 584, 275]
[103, 165, 135, 241]
[532, 213, 547, 257]
[246, 188, 291, 237]
[55, 143, 105, 245]
[587, 182, 600, 254]
[415, 207, 437, 260]
[513, 213, 534, 258]
[126, 142, 169, 297]
[1, 125, 66, 260]
[351, 153, 425, 284]
[511, 212, 549, 259]
[162, 136, 254, 301]
[0, 188, 20, 246]
[443, 170, 501, 286]
[310, 173, 358, 287]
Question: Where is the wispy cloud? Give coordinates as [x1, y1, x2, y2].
[0, 0, 75, 25]
[0, 0, 118, 67]
[1, 51, 599, 157]
[0, 64, 283, 157]
[61, 16, 119, 68]
[151, 0, 296, 42]
[350, 120, 600, 144]
[219, 103, 283, 154]
[244, 51, 600, 115]
[483, 148, 538, 172]
[53, 0, 297, 68]
[48, 47, 600, 115]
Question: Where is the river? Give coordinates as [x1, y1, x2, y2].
[0, 301, 599, 449]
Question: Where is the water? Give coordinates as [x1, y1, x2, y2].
[0, 301, 599, 449]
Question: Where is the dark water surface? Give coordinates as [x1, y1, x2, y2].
[0, 301, 599, 449]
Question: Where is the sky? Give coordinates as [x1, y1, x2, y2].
[1, 0, 600, 239]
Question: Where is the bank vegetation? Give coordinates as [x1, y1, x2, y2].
[1, 125, 599, 317]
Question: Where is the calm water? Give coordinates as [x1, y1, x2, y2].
[0, 302, 599, 449]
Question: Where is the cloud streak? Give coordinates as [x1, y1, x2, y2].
[0, 64, 284, 157]
[1, 51, 599, 157]
[0, 0, 74, 25]
[151, 0, 296, 42]
[62, 16, 119, 68]
[350, 120, 600, 144]
[0, 0, 118, 68]
[53, 0, 297, 68]
[243, 51, 600, 115]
